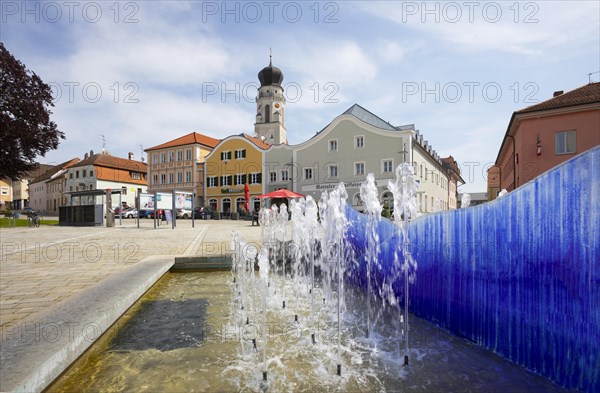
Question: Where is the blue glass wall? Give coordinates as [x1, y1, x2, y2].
[345, 146, 599, 392]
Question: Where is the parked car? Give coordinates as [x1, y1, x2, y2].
[138, 209, 153, 219]
[122, 207, 138, 218]
[21, 207, 35, 216]
[176, 208, 192, 219]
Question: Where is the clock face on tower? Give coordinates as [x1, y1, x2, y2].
[274, 102, 280, 109]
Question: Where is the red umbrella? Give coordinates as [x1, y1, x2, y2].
[257, 189, 305, 199]
[244, 183, 250, 212]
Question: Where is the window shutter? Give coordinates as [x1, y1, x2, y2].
[257, 173, 262, 184]
[242, 149, 246, 158]
[233, 175, 238, 185]
[220, 152, 224, 161]
[242, 174, 247, 184]
[228, 175, 232, 186]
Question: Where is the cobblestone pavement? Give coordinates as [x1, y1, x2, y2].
[0, 219, 264, 328]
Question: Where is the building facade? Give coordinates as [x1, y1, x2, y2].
[28, 158, 80, 213]
[488, 83, 600, 200]
[204, 134, 269, 214]
[0, 178, 12, 211]
[264, 104, 460, 215]
[11, 164, 52, 210]
[64, 151, 147, 208]
[145, 132, 219, 207]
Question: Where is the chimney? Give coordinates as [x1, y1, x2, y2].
[84, 153, 88, 159]
[553, 90, 564, 97]
[90, 150, 94, 156]
[128, 152, 134, 160]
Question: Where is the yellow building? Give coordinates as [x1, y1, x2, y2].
[204, 134, 269, 215]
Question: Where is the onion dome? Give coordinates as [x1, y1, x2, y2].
[258, 56, 283, 87]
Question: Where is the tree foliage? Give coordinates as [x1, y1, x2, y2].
[0, 42, 64, 179]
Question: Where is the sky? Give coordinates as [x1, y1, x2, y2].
[1, 0, 599, 192]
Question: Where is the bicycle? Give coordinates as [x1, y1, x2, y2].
[28, 213, 41, 228]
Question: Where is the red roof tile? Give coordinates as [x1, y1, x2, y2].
[516, 82, 600, 114]
[243, 133, 270, 149]
[71, 152, 147, 172]
[145, 132, 220, 151]
[30, 158, 80, 184]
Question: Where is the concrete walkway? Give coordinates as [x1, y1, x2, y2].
[0, 219, 261, 327]
[0, 219, 264, 392]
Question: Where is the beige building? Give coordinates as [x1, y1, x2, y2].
[145, 132, 220, 207]
[11, 164, 52, 210]
[0, 178, 12, 211]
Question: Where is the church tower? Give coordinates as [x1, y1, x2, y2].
[254, 54, 286, 145]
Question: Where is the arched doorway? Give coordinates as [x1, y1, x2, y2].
[222, 198, 231, 216]
[381, 192, 394, 216]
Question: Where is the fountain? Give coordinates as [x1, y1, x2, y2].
[47, 148, 599, 392]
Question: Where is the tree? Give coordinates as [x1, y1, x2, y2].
[0, 42, 64, 180]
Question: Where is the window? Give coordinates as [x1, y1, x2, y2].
[235, 174, 245, 185]
[420, 164, 423, 178]
[161, 174, 166, 184]
[355, 162, 365, 176]
[160, 153, 166, 163]
[153, 153, 158, 164]
[221, 151, 232, 161]
[177, 150, 183, 161]
[304, 168, 313, 180]
[235, 149, 246, 159]
[83, 170, 87, 177]
[121, 187, 127, 196]
[89, 184, 94, 190]
[177, 172, 183, 183]
[270, 171, 277, 183]
[89, 170, 94, 177]
[328, 165, 338, 178]
[555, 130, 576, 154]
[131, 172, 141, 180]
[382, 159, 393, 173]
[208, 177, 218, 187]
[249, 173, 262, 184]
[185, 171, 192, 182]
[153, 174, 158, 185]
[355, 135, 364, 148]
[1, 187, 8, 196]
[329, 139, 338, 152]
[76, 170, 79, 178]
[185, 149, 192, 160]
[221, 176, 232, 186]
[281, 169, 289, 181]
[169, 173, 174, 184]
[69, 173, 73, 179]
[169, 151, 175, 162]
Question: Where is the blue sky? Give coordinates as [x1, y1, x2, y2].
[2, 1, 599, 192]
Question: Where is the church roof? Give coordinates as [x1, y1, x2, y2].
[258, 57, 284, 87]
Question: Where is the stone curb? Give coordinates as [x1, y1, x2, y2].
[0, 255, 175, 393]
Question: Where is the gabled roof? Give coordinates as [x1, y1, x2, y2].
[145, 132, 220, 151]
[516, 82, 600, 114]
[30, 158, 80, 184]
[70, 152, 147, 172]
[495, 82, 600, 164]
[342, 103, 397, 131]
[243, 133, 270, 149]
